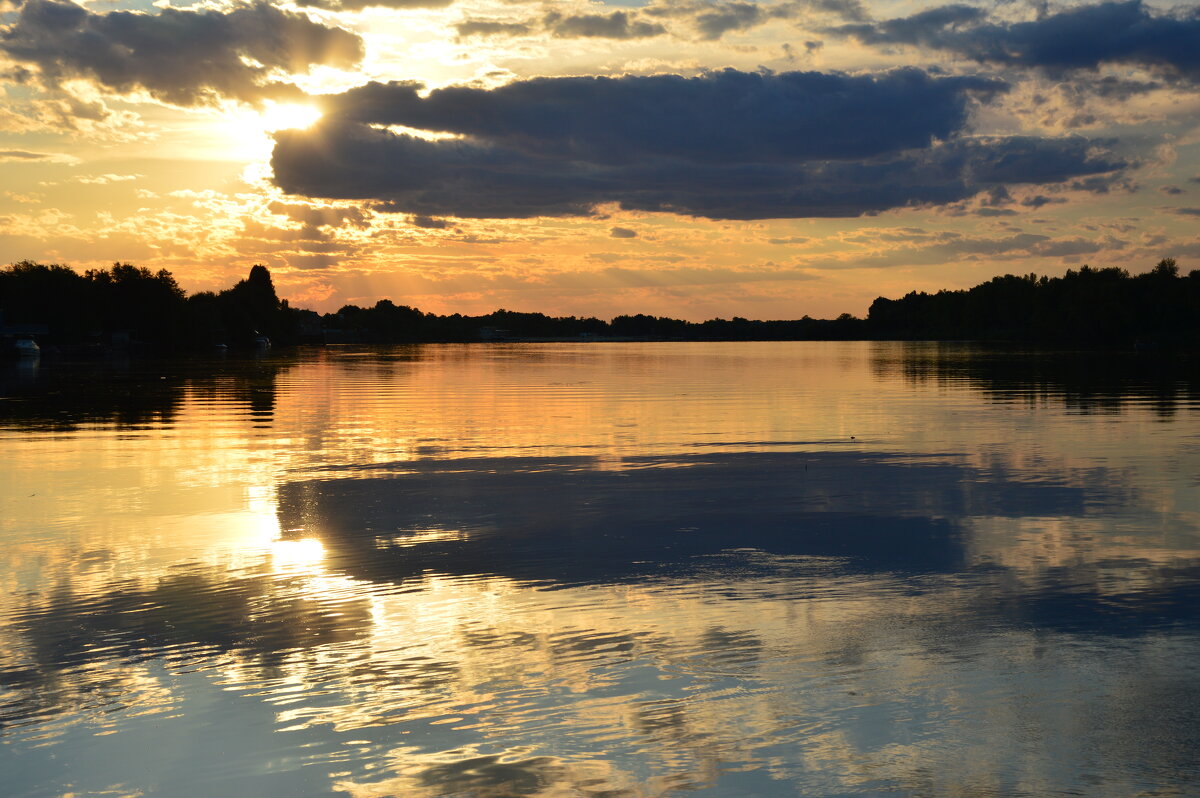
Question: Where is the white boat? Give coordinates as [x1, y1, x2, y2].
[13, 337, 39, 357]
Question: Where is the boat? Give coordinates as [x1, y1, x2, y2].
[12, 337, 39, 358]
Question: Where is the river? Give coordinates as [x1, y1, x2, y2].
[2, 342, 1198, 796]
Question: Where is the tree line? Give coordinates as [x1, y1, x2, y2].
[0, 261, 297, 348]
[0, 258, 1195, 348]
[868, 259, 1198, 345]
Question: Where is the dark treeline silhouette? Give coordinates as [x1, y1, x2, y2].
[868, 259, 1199, 345]
[0, 260, 868, 346]
[2, 257, 1197, 348]
[327, 302, 867, 343]
[0, 261, 297, 349]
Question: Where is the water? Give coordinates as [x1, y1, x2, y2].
[1, 342, 1198, 797]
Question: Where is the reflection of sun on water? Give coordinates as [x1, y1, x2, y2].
[271, 538, 326, 572]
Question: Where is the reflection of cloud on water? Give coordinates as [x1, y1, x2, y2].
[4, 446, 1200, 795]
[4, 549, 1200, 795]
[0, 565, 373, 742]
[335, 750, 639, 798]
[275, 450, 1152, 588]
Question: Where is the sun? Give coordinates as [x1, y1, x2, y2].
[208, 102, 324, 162]
[259, 103, 322, 132]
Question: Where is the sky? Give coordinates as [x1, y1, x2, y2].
[0, 0, 1199, 319]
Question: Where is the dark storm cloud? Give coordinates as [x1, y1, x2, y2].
[271, 69, 1124, 220]
[316, 69, 1006, 164]
[831, 1, 1200, 82]
[0, 0, 363, 106]
[272, 125, 1123, 220]
[271, 69, 1123, 220]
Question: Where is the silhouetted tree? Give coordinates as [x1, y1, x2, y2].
[867, 258, 1197, 346]
[85, 263, 187, 343]
[0, 261, 95, 340]
[6, 256, 1197, 351]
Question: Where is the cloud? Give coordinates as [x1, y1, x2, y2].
[1021, 194, 1066, 208]
[268, 201, 370, 228]
[316, 69, 1005, 163]
[0, 0, 364, 107]
[795, 231, 1130, 270]
[273, 126, 1125, 221]
[830, 4, 985, 46]
[830, 1, 1200, 83]
[272, 69, 1124, 220]
[298, 0, 451, 10]
[692, 1, 767, 39]
[454, 19, 535, 38]
[1068, 174, 1137, 194]
[595, 264, 820, 286]
[559, 263, 817, 287]
[544, 10, 667, 39]
[455, 9, 667, 40]
[455, 0, 866, 43]
[642, 0, 869, 40]
[610, 226, 638, 238]
[0, 149, 77, 163]
[74, 173, 141, 184]
[287, 253, 341, 270]
[241, 219, 331, 243]
[411, 214, 450, 228]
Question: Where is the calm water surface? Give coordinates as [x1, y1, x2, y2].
[2, 342, 1198, 797]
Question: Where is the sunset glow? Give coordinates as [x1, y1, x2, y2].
[259, 103, 323, 133]
[4, 0, 1200, 788]
[0, 0, 1198, 317]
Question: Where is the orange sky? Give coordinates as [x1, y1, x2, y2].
[1, 0, 1199, 319]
